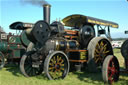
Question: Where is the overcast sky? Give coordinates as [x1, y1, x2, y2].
[0, 0, 128, 38]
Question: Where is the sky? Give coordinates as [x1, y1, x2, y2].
[0, 0, 128, 38]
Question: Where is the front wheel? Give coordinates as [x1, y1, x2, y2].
[44, 51, 69, 80]
[20, 51, 43, 77]
[0, 52, 5, 70]
[102, 55, 120, 84]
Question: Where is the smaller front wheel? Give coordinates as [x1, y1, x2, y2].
[102, 55, 119, 84]
[44, 51, 69, 80]
[20, 51, 44, 77]
[0, 52, 5, 70]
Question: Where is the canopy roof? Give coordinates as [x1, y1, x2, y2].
[62, 14, 118, 28]
[10, 22, 34, 30]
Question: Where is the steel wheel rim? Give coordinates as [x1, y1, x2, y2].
[48, 53, 68, 79]
[107, 57, 119, 84]
[0, 52, 4, 69]
[24, 52, 43, 76]
[94, 40, 112, 66]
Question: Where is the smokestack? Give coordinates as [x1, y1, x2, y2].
[43, 4, 51, 24]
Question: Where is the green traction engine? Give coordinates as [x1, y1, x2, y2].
[0, 22, 33, 69]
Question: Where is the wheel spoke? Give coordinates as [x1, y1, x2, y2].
[60, 59, 64, 64]
[32, 68, 36, 75]
[60, 64, 64, 67]
[97, 43, 100, 49]
[49, 67, 54, 70]
[27, 67, 33, 76]
[49, 62, 54, 66]
[103, 50, 110, 54]
[95, 57, 100, 63]
[103, 44, 107, 49]
[100, 42, 104, 51]
[108, 74, 113, 81]
[50, 59, 54, 63]
[57, 56, 59, 62]
[60, 68, 64, 71]
[25, 64, 32, 71]
[95, 49, 100, 53]
[108, 67, 112, 70]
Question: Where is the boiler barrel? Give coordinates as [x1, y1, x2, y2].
[0, 41, 8, 52]
[56, 40, 79, 50]
[44, 39, 79, 52]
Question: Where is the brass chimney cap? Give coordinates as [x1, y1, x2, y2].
[43, 4, 51, 7]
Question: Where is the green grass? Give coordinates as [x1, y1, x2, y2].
[0, 49, 128, 85]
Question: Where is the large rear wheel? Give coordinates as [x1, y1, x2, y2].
[44, 51, 69, 80]
[102, 55, 119, 84]
[87, 37, 113, 72]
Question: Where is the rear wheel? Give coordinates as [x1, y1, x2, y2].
[20, 51, 43, 77]
[0, 52, 5, 70]
[87, 37, 113, 72]
[44, 51, 69, 80]
[102, 55, 119, 84]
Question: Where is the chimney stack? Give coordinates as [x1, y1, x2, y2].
[43, 4, 51, 24]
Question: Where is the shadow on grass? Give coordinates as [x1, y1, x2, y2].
[72, 68, 128, 85]
[4, 63, 22, 77]
[120, 72, 128, 76]
[35, 73, 48, 80]
[4, 64, 46, 79]
[73, 71, 104, 84]
[3, 63, 128, 85]
[117, 72, 128, 85]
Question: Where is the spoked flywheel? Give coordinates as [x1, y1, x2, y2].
[87, 37, 113, 72]
[44, 51, 69, 80]
[0, 52, 5, 70]
[20, 51, 44, 77]
[102, 55, 119, 84]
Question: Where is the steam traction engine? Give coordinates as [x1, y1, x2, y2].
[121, 31, 128, 72]
[9, 4, 120, 84]
[0, 23, 32, 69]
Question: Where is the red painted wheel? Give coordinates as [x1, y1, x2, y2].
[102, 55, 119, 84]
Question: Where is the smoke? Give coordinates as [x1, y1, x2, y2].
[21, 0, 48, 6]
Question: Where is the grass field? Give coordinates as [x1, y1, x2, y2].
[0, 49, 128, 85]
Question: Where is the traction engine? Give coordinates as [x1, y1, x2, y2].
[6, 4, 120, 84]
